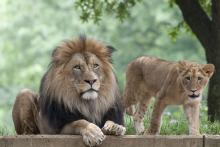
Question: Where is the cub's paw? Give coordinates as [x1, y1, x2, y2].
[126, 105, 136, 116]
[81, 123, 106, 146]
[144, 128, 159, 135]
[102, 121, 126, 136]
[134, 120, 145, 135]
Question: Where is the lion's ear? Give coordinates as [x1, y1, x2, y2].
[177, 60, 187, 74]
[106, 45, 116, 57]
[51, 47, 66, 66]
[203, 64, 215, 77]
[52, 48, 58, 58]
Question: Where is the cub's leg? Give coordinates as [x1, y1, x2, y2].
[133, 96, 151, 135]
[123, 85, 139, 110]
[12, 89, 39, 134]
[183, 103, 200, 135]
[145, 99, 167, 135]
[61, 120, 106, 147]
[125, 104, 136, 116]
[123, 68, 146, 110]
[123, 76, 151, 134]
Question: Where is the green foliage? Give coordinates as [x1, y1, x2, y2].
[0, 126, 15, 136]
[199, 0, 211, 16]
[74, 0, 211, 26]
[163, 0, 211, 40]
[75, 0, 142, 23]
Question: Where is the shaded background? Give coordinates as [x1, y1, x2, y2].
[0, 0, 207, 133]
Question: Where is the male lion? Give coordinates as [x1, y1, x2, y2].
[123, 56, 215, 135]
[12, 36, 126, 146]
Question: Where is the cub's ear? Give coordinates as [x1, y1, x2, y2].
[106, 45, 116, 57]
[203, 64, 215, 77]
[177, 60, 187, 74]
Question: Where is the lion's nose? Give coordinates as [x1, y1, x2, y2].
[190, 89, 197, 93]
[84, 79, 97, 85]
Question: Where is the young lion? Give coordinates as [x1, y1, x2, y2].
[123, 56, 215, 135]
[12, 36, 125, 147]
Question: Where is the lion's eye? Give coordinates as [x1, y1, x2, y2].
[198, 77, 203, 81]
[93, 64, 99, 69]
[185, 76, 191, 81]
[73, 65, 81, 70]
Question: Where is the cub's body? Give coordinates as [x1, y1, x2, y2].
[124, 56, 214, 135]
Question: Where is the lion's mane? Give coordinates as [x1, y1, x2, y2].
[39, 36, 123, 133]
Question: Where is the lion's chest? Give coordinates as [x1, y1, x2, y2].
[78, 105, 105, 124]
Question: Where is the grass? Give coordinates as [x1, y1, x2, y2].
[125, 100, 220, 135]
[0, 127, 15, 136]
[0, 101, 220, 136]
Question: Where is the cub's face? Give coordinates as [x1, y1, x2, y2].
[178, 61, 215, 99]
[65, 52, 105, 100]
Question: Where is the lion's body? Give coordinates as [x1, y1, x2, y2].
[124, 56, 214, 135]
[12, 36, 125, 146]
[12, 89, 39, 134]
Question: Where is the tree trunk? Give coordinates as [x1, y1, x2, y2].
[176, 0, 220, 121]
[207, 58, 220, 122]
[207, 0, 220, 122]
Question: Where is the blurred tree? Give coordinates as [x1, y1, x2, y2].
[75, 0, 220, 122]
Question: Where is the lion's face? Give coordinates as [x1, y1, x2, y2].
[65, 52, 104, 100]
[47, 37, 116, 103]
[177, 61, 215, 99]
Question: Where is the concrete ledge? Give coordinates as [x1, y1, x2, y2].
[205, 135, 220, 147]
[0, 135, 219, 147]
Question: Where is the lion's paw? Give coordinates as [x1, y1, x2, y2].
[102, 121, 126, 136]
[81, 123, 106, 147]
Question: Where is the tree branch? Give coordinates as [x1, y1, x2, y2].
[175, 0, 213, 51]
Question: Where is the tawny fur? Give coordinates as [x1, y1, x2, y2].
[40, 38, 118, 125]
[12, 36, 125, 147]
[123, 56, 215, 135]
[12, 89, 39, 134]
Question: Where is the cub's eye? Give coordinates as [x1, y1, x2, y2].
[73, 65, 81, 70]
[93, 64, 99, 69]
[198, 77, 203, 81]
[185, 76, 191, 81]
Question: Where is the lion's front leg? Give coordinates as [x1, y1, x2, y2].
[102, 120, 126, 135]
[183, 103, 200, 135]
[101, 103, 126, 136]
[61, 120, 105, 147]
